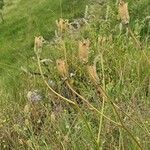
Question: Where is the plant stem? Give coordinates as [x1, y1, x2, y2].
[97, 53, 106, 146]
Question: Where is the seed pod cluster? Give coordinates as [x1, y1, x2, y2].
[87, 65, 99, 85]
[118, 1, 130, 25]
[78, 39, 90, 63]
[34, 36, 46, 52]
[56, 59, 68, 79]
[56, 18, 69, 33]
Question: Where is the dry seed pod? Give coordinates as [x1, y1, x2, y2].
[87, 65, 99, 84]
[56, 59, 68, 78]
[78, 39, 90, 63]
[34, 36, 46, 52]
[118, 1, 130, 25]
[56, 18, 69, 33]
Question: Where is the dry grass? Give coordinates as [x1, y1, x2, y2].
[0, 0, 150, 149]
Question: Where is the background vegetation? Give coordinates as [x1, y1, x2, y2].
[0, 0, 149, 149]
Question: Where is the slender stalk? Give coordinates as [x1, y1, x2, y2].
[141, 50, 150, 65]
[124, 17, 149, 65]
[36, 53, 120, 126]
[97, 86, 144, 149]
[119, 129, 124, 150]
[65, 81, 119, 126]
[97, 99, 105, 146]
[37, 54, 99, 148]
[61, 40, 67, 63]
[91, 54, 144, 149]
[74, 100, 99, 150]
[111, 101, 143, 150]
[37, 54, 143, 149]
[127, 26, 141, 50]
[113, 103, 150, 136]
[95, 75, 149, 136]
[97, 53, 106, 146]
[37, 54, 75, 105]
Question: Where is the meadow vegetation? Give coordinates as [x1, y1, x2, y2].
[0, 0, 150, 149]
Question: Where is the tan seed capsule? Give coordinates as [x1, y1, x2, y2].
[34, 36, 46, 52]
[118, 1, 130, 25]
[56, 59, 68, 78]
[87, 65, 99, 84]
[56, 18, 69, 33]
[78, 39, 90, 63]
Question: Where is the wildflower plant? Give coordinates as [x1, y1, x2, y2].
[56, 18, 69, 34]
[1, 0, 149, 149]
[34, 36, 46, 54]
[78, 39, 90, 64]
[27, 90, 42, 103]
[56, 59, 68, 80]
[118, 0, 130, 25]
[87, 65, 99, 85]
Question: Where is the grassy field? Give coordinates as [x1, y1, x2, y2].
[0, 0, 150, 149]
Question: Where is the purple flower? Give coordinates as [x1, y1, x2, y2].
[27, 90, 42, 102]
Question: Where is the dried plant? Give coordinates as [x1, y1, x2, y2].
[56, 18, 69, 33]
[118, 1, 130, 25]
[78, 39, 90, 63]
[34, 36, 46, 53]
[118, 1, 141, 49]
[87, 65, 99, 85]
[56, 59, 68, 79]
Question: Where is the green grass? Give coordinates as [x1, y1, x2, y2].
[0, 0, 87, 102]
[0, 0, 150, 149]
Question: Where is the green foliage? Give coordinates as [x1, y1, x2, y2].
[0, 0, 150, 149]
